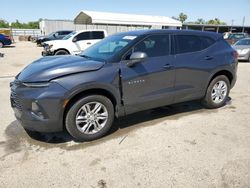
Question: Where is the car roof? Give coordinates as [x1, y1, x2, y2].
[56, 30, 73, 32]
[75, 29, 107, 34]
[116, 29, 222, 40]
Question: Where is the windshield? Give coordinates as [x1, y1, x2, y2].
[63, 31, 76, 40]
[235, 39, 250, 46]
[48, 32, 56, 37]
[79, 34, 138, 61]
[228, 33, 245, 40]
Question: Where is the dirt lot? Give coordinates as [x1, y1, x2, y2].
[0, 42, 250, 188]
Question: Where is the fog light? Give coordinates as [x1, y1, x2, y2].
[32, 102, 40, 111]
[31, 102, 45, 119]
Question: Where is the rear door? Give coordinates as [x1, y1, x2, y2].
[74, 31, 92, 53]
[89, 31, 105, 46]
[120, 34, 176, 114]
[74, 31, 105, 53]
[172, 34, 217, 103]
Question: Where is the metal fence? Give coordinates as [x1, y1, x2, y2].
[0, 28, 41, 36]
[11, 29, 41, 36]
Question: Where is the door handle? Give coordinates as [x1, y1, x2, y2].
[163, 64, 174, 69]
[87, 42, 92, 45]
[204, 56, 213, 60]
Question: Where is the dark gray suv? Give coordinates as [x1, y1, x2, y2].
[10, 30, 238, 141]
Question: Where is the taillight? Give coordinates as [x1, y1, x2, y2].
[232, 51, 238, 59]
[5, 36, 11, 40]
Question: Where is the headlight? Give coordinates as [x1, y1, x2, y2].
[48, 44, 53, 49]
[22, 82, 50, 88]
[43, 44, 53, 50]
[241, 49, 250, 54]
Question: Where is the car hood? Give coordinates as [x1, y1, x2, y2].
[17, 55, 105, 82]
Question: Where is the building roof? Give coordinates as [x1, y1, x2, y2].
[74, 10, 182, 27]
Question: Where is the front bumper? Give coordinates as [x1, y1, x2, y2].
[238, 53, 249, 61]
[10, 80, 68, 133]
[42, 50, 53, 56]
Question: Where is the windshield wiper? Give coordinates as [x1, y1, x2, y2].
[79, 54, 106, 62]
[79, 54, 92, 59]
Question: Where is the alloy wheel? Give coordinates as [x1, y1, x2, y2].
[75, 102, 108, 134]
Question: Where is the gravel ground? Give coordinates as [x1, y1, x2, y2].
[0, 42, 250, 188]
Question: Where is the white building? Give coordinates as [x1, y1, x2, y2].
[40, 10, 182, 35]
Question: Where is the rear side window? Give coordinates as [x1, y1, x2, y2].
[175, 35, 216, 54]
[175, 35, 203, 54]
[75, 32, 91, 41]
[91, 31, 105, 39]
[200, 36, 216, 48]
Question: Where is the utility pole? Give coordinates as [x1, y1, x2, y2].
[242, 16, 245, 33]
[231, 19, 234, 32]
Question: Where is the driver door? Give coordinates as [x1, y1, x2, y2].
[120, 34, 176, 114]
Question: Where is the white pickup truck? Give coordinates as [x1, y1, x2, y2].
[42, 30, 107, 56]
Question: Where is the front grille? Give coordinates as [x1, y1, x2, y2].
[10, 80, 23, 111]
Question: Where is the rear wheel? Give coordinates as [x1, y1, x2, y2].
[202, 75, 230, 109]
[54, 50, 69, 55]
[65, 95, 114, 141]
[0, 41, 4, 48]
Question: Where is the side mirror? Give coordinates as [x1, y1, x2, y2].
[127, 52, 147, 67]
[72, 37, 77, 42]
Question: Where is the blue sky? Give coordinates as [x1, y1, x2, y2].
[1, 0, 250, 25]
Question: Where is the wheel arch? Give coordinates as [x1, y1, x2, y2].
[208, 69, 233, 86]
[54, 48, 70, 55]
[63, 87, 122, 130]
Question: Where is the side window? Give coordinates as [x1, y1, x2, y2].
[75, 32, 91, 41]
[91, 31, 105, 40]
[57, 31, 63, 36]
[133, 35, 170, 58]
[175, 35, 203, 54]
[200, 36, 216, 49]
[60, 31, 71, 35]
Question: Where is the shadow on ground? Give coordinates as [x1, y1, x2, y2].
[1, 99, 234, 156]
[7, 100, 212, 145]
[2, 45, 16, 48]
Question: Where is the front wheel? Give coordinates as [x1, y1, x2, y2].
[65, 95, 114, 141]
[54, 50, 69, 55]
[202, 75, 230, 109]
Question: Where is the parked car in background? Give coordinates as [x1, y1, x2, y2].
[42, 30, 107, 56]
[223, 32, 231, 39]
[11, 30, 238, 141]
[226, 33, 249, 45]
[36, 30, 73, 46]
[233, 38, 250, 61]
[0, 34, 12, 48]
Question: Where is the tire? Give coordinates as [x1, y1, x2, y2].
[65, 95, 114, 141]
[54, 50, 69, 55]
[0, 41, 4, 48]
[202, 75, 230, 109]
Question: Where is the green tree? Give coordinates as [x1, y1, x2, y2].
[195, 18, 206, 24]
[178, 13, 188, 23]
[10, 20, 39, 29]
[207, 18, 226, 25]
[0, 19, 9, 28]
